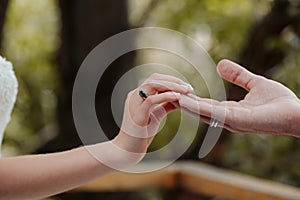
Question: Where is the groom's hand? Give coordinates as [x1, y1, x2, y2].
[179, 59, 300, 136]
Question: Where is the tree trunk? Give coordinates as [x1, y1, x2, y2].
[0, 0, 9, 52]
[37, 0, 135, 153]
[233, 0, 296, 100]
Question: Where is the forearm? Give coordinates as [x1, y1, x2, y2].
[0, 145, 114, 200]
[290, 99, 300, 138]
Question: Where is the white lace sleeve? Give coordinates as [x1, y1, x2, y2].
[0, 56, 18, 156]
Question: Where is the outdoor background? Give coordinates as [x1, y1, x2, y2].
[1, 0, 300, 199]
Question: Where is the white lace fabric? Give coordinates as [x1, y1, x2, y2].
[0, 56, 18, 156]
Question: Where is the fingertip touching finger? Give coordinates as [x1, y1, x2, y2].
[140, 91, 180, 115]
[142, 80, 193, 96]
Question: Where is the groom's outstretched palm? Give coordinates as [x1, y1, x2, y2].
[180, 60, 300, 136]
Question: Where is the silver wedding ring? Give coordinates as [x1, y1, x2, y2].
[210, 118, 218, 128]
[139, 89, 148, 100]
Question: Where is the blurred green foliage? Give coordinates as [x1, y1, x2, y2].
[2, 0, 300, 190]
[129, 0, 270, 60]
[2, 0, 60, 155]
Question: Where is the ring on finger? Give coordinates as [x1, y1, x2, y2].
[210, 118, 219, 128]
[139, 89, 148, 100]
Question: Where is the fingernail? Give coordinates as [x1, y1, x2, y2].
[172, 92, 181, 97]
[183, 84, 194, 91]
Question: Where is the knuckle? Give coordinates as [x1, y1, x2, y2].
[127, 90, 134, 97]
[231, 69, 242, 83]
[149, 73, 162, 80]
[151, 73, 160, 78]
[144, 81, 156, 88]
[144, 97, 154, 105]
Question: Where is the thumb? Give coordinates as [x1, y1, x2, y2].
[151, 102, 178, 122]
[217, 59, 260, 91]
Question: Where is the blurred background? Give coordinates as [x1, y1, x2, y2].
[1, 0, 300, 199]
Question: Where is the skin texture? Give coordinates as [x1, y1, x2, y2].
[179, 59, 300, 137]
[0, 73, 192, 200]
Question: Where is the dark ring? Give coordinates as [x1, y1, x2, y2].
[139, 89, 148, 100]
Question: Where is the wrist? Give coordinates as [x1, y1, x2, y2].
[86, 140, 144, 171]
[113, 131, 149, 153]
[289, 99, 300, 137]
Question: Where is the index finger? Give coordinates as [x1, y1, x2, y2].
[147, 73, 193, 88]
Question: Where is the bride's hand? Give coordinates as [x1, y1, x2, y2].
[111, 73, 193, 164]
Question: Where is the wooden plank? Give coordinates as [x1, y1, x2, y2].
[74, 163, 178, 192]
[74, 161, 300, 200]
[177, 162, 300, 200]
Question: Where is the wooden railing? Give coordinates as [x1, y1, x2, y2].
[74, 161, 300, 200]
